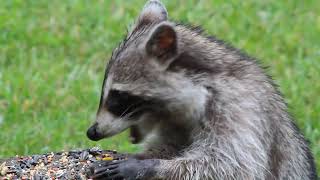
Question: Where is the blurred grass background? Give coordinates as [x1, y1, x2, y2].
[0, 0, 319, 170]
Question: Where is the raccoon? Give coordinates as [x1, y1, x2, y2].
[86, 0, 317, 179]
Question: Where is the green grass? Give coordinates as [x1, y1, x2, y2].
[0, 0, 319, 170]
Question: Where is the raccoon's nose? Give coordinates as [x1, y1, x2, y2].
[87, 123, 103, 141]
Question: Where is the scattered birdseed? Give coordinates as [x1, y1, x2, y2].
[0, 147, 125, 179]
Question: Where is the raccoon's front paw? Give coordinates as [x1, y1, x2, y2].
[90, 159, 159, 180]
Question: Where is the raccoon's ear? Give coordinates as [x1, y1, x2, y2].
[146, 22, 177, 62]
[138, 0, 168, 25]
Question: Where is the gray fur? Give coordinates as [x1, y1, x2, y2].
[90, 0, 317, 179]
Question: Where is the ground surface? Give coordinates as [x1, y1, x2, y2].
[0, 0, 319, 170]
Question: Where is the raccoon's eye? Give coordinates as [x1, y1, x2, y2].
[105, 90, 145, 117]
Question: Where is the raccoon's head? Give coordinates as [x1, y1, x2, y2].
[87, 0, 208, 141]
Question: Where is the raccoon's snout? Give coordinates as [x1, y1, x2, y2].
[87, 123, 104, 141]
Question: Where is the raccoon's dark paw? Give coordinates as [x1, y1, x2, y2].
[90, 159, 159, 180]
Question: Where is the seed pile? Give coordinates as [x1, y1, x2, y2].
[0, 147, 125, 180]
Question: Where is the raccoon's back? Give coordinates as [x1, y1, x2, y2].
[269, 121, 317, 179]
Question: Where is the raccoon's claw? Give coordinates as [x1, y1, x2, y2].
[90, 159, 159, 180]
[90, 160, 123, 180]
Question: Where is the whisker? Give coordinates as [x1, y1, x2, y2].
[120, 105, 149, 120]
[119, 100, 145, 118]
